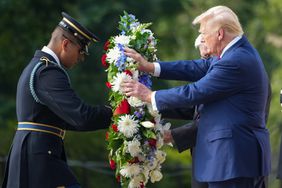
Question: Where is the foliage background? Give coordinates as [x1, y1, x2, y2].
[1, 0, 282, 187]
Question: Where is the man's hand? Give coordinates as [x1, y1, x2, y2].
[124, 47, 155, 73]
[163, 130, 174, 144]
[121, 79, 152, 103]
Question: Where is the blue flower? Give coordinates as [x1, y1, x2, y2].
[115, 44, 127, 71]
[139, 74, 152, 89]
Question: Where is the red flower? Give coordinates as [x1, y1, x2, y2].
[116, 175, 121, 183]
[140, 182, 144, 188]
[112, 124, 118, 132]
[128, 157, 139, 164]
[106, 82, 112, 89]
[105, 131, 109, 140]
[148, 138, 157, 147]
[114, 99, 130, 115]
[101, 54, 108, 68]
[110, 159, 116, 170]
[104, 40, 110, 51]
[124, 69, 133, 76]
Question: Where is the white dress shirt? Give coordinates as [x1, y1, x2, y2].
[41, 46, 62, 67]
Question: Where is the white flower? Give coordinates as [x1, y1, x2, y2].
[127, 138, 142, 157]
[111, 72, 132, 94]
[118, 115, 139, 138]
[156, 135, 164, 149]
[146, 157, 158, 170]
[128, 175, 144, 188]
[142, 166, 150, 184]
[106, 46, 121, 64]
[146, 103, 160, 117]
[132, 70, 139, 80]
[120, 163, 141, 178]
[114, 35, 131, 46]
[128, 96, 145, 107]
[140, 121, 154, 129]
[150, 169, 163, 183]
[156, 150, 166, 164]
[155, 121, 170, 135]
[127, 57, 136, 65]
[141, 29, 153, 36]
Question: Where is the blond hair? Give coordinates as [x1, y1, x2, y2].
[193, 6, 244, 36]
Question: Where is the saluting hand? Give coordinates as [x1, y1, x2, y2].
[121, 79, 152, 103]
[124, 47, 155, 74]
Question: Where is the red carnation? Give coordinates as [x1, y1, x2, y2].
[112, 124, 118, 132]
[128, 157, 139, 164]
[101, 54, 108, 68]
[140, 182, 144, 188]
[106, 82, 112, 89]
[124, 69, 133, 76]
[116, 175, 121, 183]
[114, 99, 130, 115]
[110, 159, 116, 170]
[148, 138, 157, 147]
[105, 131, 109, 140]
[104, 40, 110, 51]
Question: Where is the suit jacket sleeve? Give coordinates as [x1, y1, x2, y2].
[36, 66, 112, 131]
[160, 106, 195, 120]
[158, 57, 213, 82]
[155, 58, 243, 110]
[171, 122, 197, 153]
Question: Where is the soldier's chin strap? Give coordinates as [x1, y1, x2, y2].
[29, 56, 71, 105]
[280, 89, 282, 110]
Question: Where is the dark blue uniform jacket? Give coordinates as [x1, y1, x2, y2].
[2, 50, 112, 188]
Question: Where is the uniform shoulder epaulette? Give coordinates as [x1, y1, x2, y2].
[29, 56, 71, 105]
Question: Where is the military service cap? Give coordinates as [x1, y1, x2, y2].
[58, 12, 99, 55]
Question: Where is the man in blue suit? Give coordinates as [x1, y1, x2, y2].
[122, 5, 271, 188]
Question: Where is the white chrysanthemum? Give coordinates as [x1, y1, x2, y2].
[128, 96, 145, 108]
[137, 154, 145, 162]
[146, 157, 158, 170]
[120, 163, 141, 178]
[140, 121, 154, 129]
[111, 72, 132, 94]
[142, 166, 150, 184]
[128, 175, 144, 188]
[114, 35, 131, 46]
[127, 57, 136, 65]
[118, 115, 139, 138]
[156, 150, 166, 164]
[106, 46, 121, 64]
[127, 138, 142, 157]
[155, 121, 170, 134]
[150, 169, 163, 183]
[146, 103, 160, 117]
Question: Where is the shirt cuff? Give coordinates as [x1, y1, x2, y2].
[151, 91, 159, 112]
[153, 62, 161, 77]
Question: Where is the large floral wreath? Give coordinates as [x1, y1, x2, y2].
[101, 12, 171, 188]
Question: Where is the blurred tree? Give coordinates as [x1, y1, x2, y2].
[1, 0, 282, 187]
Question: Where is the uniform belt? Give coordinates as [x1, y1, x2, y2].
[17, 122, 66, 139]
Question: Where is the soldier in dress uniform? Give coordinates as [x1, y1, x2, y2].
[2, 12, 112, 188]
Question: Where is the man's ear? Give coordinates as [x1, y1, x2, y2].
[218, 28, 224, 41]
[61, 39, 69, 52]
